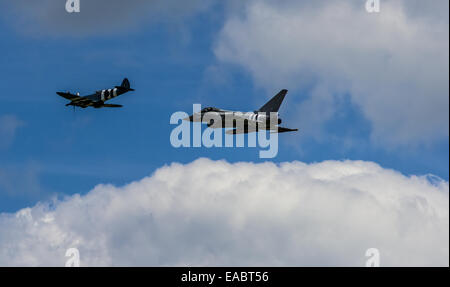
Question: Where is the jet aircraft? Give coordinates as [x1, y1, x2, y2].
[57, 78, 134, 108]
[185, 89, 298, 134]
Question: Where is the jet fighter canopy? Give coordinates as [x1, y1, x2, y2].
[201, 107, 221, 113]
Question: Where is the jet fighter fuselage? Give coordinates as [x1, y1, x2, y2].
[185, 89, 298, 134]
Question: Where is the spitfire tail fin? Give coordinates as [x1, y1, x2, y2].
[116, 78, 134, 91]
[121, 78, 130, 89]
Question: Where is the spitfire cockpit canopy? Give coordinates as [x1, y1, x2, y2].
[201, 107, 221, 113]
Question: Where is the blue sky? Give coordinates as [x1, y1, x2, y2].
[0, 0, 448, 213]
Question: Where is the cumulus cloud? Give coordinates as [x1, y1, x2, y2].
[2, 0, 211, 36]
[0, 158, 447, 266]
[0, 115, 24, 149]
[214, 0, 449, 146]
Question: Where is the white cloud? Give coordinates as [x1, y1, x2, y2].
[0, 158, 447, 266]
[2, 0, 211, 37]
[214, 0, 449, 146]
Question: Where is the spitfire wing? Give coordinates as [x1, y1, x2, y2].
[102, 104, 123, 108]
[72, 97, 95, 107]
[57, 92, 80, 100]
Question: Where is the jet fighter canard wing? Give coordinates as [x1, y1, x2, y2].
[257, 89, 288, 113]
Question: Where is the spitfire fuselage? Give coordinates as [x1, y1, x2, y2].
[57, 78, 134, 109]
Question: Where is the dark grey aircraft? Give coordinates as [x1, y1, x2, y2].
[57, 78, 134, 108]
[185, 89, 298, 134]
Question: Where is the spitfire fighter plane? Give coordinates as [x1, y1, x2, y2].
[185, 89, 298, 134]
[57, 78, 134, 109]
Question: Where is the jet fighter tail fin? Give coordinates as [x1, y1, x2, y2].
[257, 89, 287, 113]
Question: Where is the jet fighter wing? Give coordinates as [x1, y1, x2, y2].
[274, 127, 298, 133]
[226, 126, 257, 134]
[227, 126, 298, 134]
